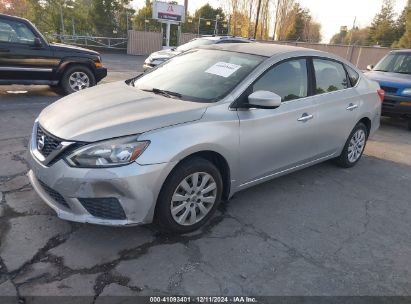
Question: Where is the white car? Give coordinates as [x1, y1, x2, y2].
[143, 36, 252, 70]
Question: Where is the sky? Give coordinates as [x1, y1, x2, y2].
[131, 0, 409, 42]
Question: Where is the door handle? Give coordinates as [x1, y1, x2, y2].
[346, 103, 358, 111]
[0, 48, 10, 52]
[297, 113, 314, 122]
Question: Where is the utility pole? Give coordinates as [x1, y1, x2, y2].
[184, 0, 188, 19]
[254, 0, 262, 39]
[59, 3, 65, 39]
[214, 14, 220, 35]
[273, 0, 280, 40]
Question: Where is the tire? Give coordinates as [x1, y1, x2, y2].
[155, 157, 223, 234]
[334, 122, 368, 168]
[408, 118, 411, 131]
[60, 65, 96, 95]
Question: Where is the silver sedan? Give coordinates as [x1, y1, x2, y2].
[28, 43, 382, 233]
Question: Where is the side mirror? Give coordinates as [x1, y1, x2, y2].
[33, 37, 42, 48]
[248, 91, 282, 109]
[366, 64, 374, 71]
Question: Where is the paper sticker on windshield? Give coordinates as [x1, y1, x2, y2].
[205, 62, 242, 78]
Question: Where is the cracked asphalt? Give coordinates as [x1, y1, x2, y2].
[1, 54, 411, 302]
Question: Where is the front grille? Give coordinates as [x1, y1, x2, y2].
[36, 125, 61, 158]
[48, 143, 85, 166]
[79, 198, 126, 220]
[380, 86, 398, 94]
[38, 179, 70, 209]
[383, 98, 397, 107]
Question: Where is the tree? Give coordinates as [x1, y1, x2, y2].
[274, 0, 295, 40]
[393, 2, 411, 48]
[330, 26, 370, 45]
[367, 0, 397, 46]
[193, 4, 226, 35]
[277, 3, 321, 42]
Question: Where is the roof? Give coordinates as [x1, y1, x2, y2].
[200, 42, 310, 57]
[200, 36, 252, 42]
[390, 49, 411, 53]
[0, 13, 28, 22]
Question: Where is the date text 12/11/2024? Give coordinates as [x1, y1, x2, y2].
[149, 296, 258, 303]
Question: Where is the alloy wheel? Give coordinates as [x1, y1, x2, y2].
[347, 129, 366, 163]
[170, 172, 217, 226]
[69, 71, 90, 91]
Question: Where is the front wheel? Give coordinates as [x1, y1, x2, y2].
[335, 122, 368, 168]
[155, 157, 223, 234]
[60, 65, 96, 95]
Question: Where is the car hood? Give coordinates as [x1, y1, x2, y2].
[38, 81, 208, 142]
[150, 49, 181, 59]
[364, 70, 411, 87]
[50, 43, 99, 56]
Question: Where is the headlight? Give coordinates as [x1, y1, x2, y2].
[402, 88, 411, 96]
[65, 136, 149, 168]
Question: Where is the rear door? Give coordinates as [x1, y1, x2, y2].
[311, 58, 361, 155]
[0, 17, 54, 83]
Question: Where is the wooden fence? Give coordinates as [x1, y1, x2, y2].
[127, 31, 391, 69]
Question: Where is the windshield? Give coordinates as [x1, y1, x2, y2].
[133, 49, 265, 102]
[176, 38, 216, 52]
[374, 53, 411, 74]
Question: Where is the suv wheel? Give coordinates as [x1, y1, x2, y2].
[60, 65, 96, 95]
[335, 122, 368, 168]
[155, 157, 223, 234]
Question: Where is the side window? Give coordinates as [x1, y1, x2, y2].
[346, 65, 360, 86]
[0, 20, 16, 43]
[0, 19, 35, 45]
[313, 59, 348, 94]
[252, 59, 308, 102]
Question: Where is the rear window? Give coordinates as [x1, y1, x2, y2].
[313, 59, 349, 94]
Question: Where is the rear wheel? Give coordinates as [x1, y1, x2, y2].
[60, 65, 95, 95]
[155, 157, 223, 234]
[335, 122, 368, 168]
[408, 118, 411, 131]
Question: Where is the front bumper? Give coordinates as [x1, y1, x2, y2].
[94, 67, 108, 83]
[28, 148, 175, 226]
[382, 94, 411, 117]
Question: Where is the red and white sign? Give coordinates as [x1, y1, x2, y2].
[153, 1, 185, 23]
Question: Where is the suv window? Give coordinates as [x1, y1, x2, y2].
[313, 59, 348, 94]
[346, 65, 360, 86]
[0, 19, 36, 45]
[252, 59, 308, 102]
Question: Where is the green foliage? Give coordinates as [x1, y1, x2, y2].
[367, 0, 398, 46]
[282, 3, 321, 42]
[0, 0, 135, 37]
[330, 27, 370, 45]
[393, 5, 411, 48]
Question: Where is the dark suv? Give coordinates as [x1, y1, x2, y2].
[0, 14, 107, 94]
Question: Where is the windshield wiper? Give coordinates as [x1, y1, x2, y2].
[373, 69, 389, 72]
[144, 88, 182, 99]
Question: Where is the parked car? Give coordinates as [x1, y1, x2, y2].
[0, 14, 107, 94]
[143, 36, 253, 70]
[28, 44, 382, 233]
[365, 49, 411, 130]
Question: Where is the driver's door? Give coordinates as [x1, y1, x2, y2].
[0, 17, 54, 83]
[237, 58, 322, 187]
